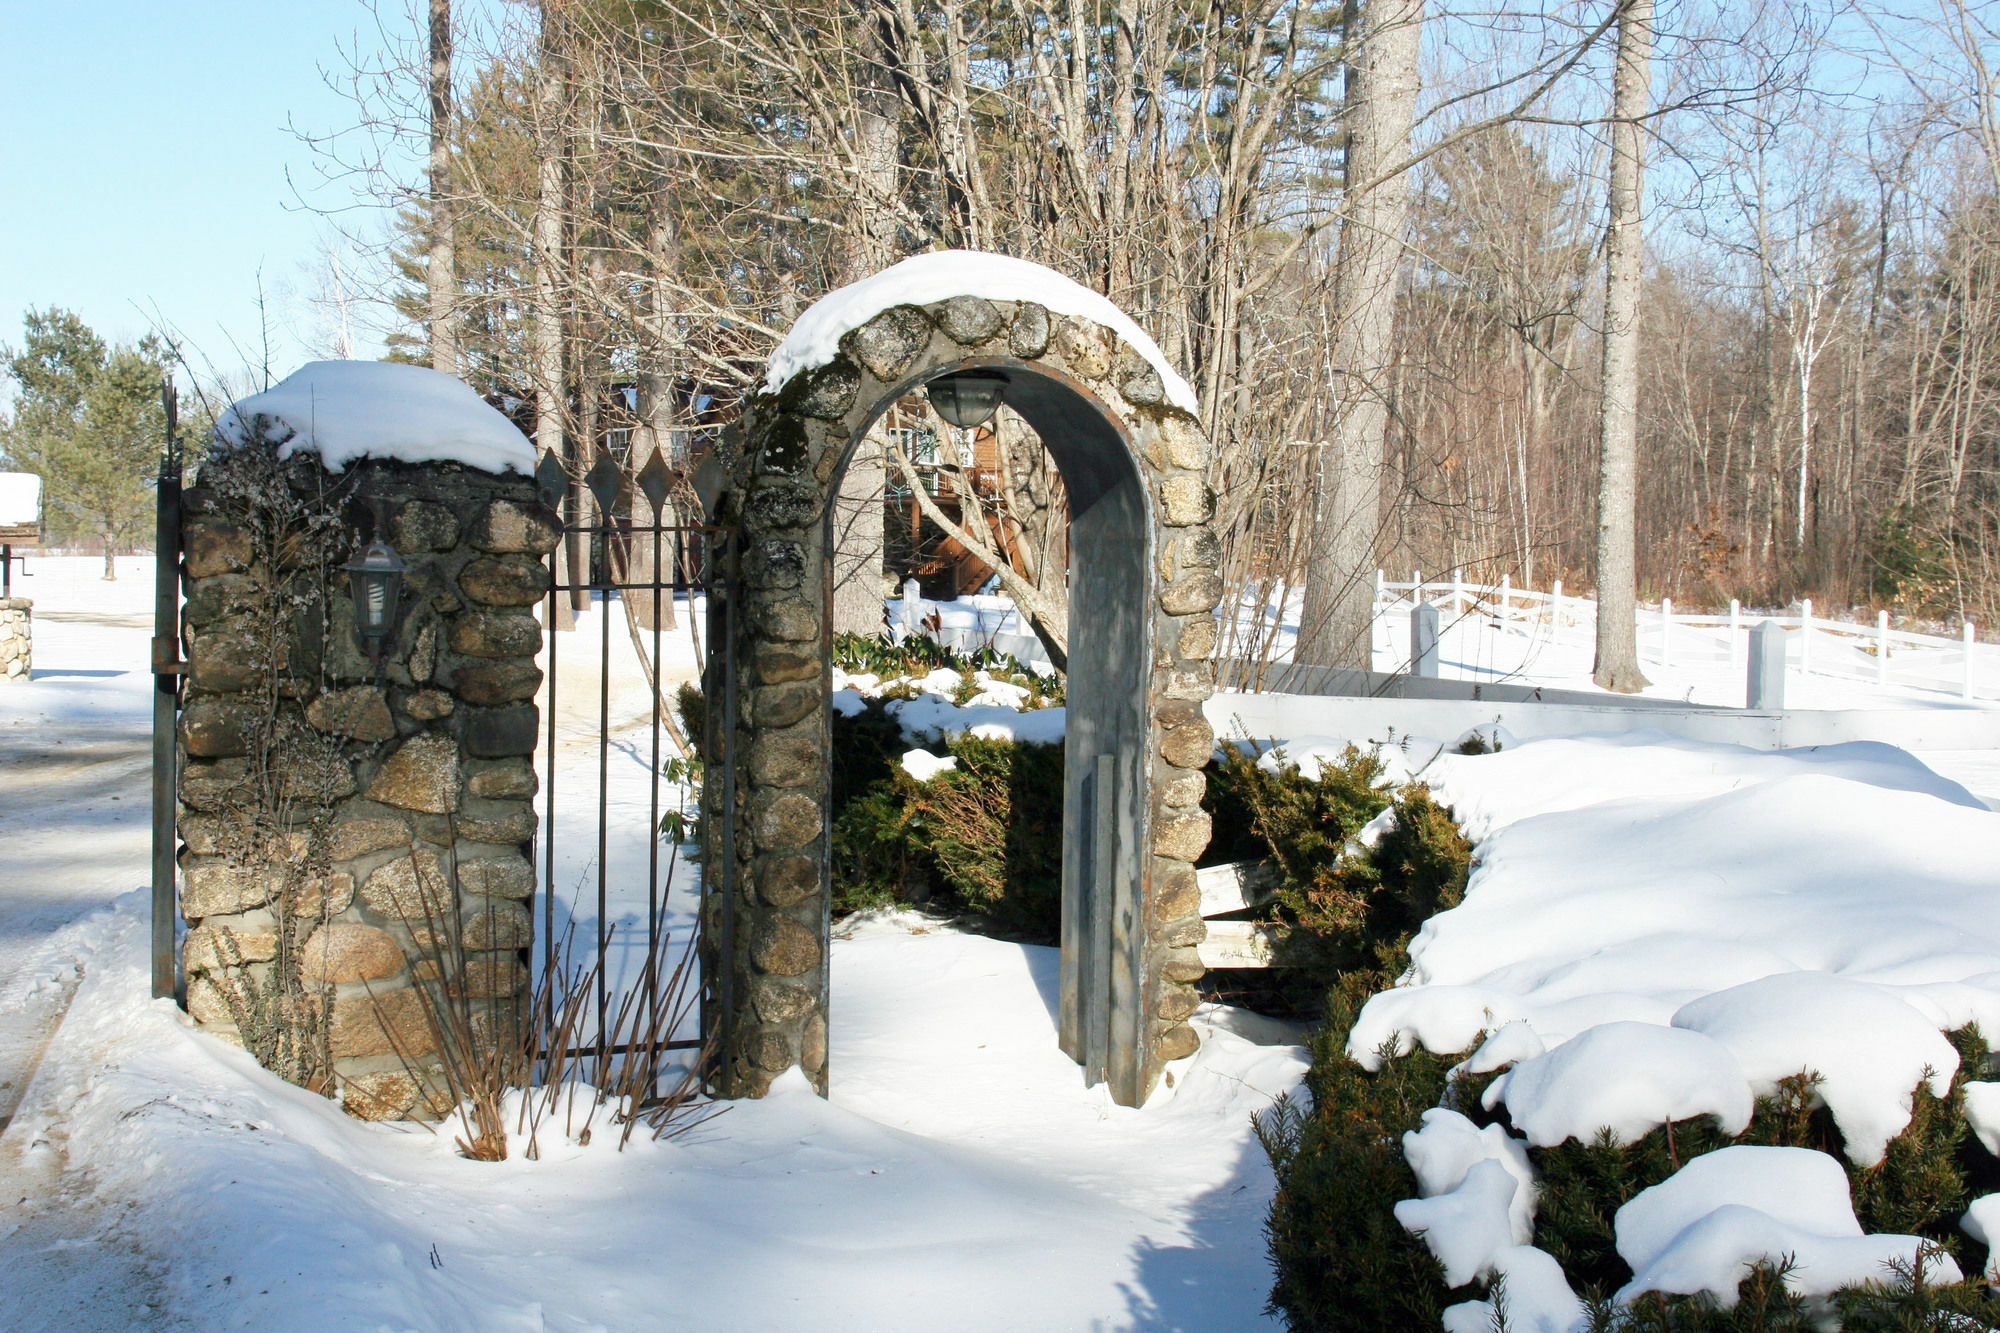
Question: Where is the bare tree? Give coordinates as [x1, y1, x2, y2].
[1297, 0, 1426, 669]
[1593, 0, 1653, 693]
[428, 0, 459, 375]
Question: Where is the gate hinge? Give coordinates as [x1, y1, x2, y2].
[151, 635, 187, 676]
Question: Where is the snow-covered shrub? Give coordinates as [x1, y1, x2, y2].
[912, 733, 1064, 936]
[830, 698, 932, 913]
[828, 698, 1065, 938]
[1255, 772, 2000, 1330]
[1203, 743, 1472, 990]
[831, 631, 1063, 708]
[1266, 1016, 2000, 1328]
[1263, 1004, 2000, 1330]
[1256, 983, 1463, 1331]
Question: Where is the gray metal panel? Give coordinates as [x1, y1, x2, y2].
[1061, 471, 1151, 1102]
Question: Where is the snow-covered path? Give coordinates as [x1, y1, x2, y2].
[0, 565, 188, 1332]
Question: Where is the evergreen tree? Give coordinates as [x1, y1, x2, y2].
[0, 308, 168, 580]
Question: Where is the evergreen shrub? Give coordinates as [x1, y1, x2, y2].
[824, 624, 1073, 938]
[827, 702, 1066, 938]
[1202, 741, 1472, 989]
[1266, 1003, 2000, 1329]
[1253, 764, 2000, 1330]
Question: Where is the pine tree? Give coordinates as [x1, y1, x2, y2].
[0, 308, 167, 579]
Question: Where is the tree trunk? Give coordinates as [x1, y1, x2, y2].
[534, 3, 575, 629]
[1592, 0, 1652, 693]
[831, 0, 901, 638]
[427, 0, 458, 377]
[628, 180, 680, 631]
[1297, 0, 1424, 669]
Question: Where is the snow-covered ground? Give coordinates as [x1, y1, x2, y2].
[8, 557, 2000, 1329]
[0, 559, 1300, 1331]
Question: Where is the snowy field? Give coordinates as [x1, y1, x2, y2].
[5, 555, 2000, 1329]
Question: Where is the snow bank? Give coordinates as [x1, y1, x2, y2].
[26, 891, 1303, 1330]
[1441, 1246, 1586, 1333]
[1482, 1022, 1753, 1148]
[1255, 733, 1448, 787]
[1671, 972, 1958, 1166]
[764, 250, 1200, 414]
[214, 360, 536, 475]
[0, 471, 42, 525]
[1613, 1147, 1957, 1304]
[1962, 1195, 2000, 1280]
[1348, 744, 2000, 1165]
[1420, 732, 1983, 844]
[900, 748, 957, 782]
[1402, 1108, 1537, 1243]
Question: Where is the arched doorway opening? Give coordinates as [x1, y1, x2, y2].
[701, 254, 1222, 1108]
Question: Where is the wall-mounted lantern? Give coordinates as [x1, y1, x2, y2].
[345, 540, 407, 657]
[926, 371, 1009, 429]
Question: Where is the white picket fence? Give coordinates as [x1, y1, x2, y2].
[1375, 570, 1988, 703]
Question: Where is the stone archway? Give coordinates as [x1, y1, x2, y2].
[701, 254, 1221, 1108]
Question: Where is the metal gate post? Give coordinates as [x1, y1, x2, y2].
[150, 379, 185, 1002]
[700, 528, 740, 1088]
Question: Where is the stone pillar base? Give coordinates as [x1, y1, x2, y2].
[0, 599, 31, 681]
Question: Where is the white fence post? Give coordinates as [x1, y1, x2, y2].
[1551, 578, 1563, 630]
[1877, 610, 1890, 685]
[1413, 570, 1423, 603]
[1749, 620, 1786, 710]
[1374, 568, 1385, 605]
[1452, 570, 1464, 616]
[1411, 602, 1441, 677]
[1661, 596, 1673, 666]
[1800, 598, 1813, 674]
[1729, 599, 1742, 669]
[1965, 622, 1978, 700]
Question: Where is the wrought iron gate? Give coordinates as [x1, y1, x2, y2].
[531, 448, 729, 1080]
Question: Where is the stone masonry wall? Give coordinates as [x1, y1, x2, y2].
[177, 447, 555, 1119]
[0, 599, 29, 682]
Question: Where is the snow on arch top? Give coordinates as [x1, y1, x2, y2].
[763, 249, 1202, 415]
[214, 360, 537, 476]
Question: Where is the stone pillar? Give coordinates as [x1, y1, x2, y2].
[0, 599, 29, 681]
[177, 447, 555, 1120]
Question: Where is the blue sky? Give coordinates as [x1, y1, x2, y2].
[0, 2, 427, 388]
